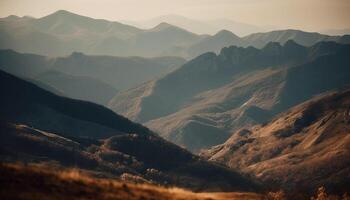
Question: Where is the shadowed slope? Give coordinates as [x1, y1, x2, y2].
[0, 69, 150, 138]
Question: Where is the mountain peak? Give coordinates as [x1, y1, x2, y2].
[214, 30, 240, 39]
[151, 22, 175, 31]
[283, 40, 303, 48]
[43, 10, 82, 20]
[52, 10, 74, 16]
[263, 42, 282, 51]
[4, 15, 20, 20]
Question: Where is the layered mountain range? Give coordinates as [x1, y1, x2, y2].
[0, 70, 256, 192]
[109, 41, 350, 152]
[1, 10, 349, 59]
[121, 14, 274, 36]
[1, 9, 350, 198]
[0, 49, 184, 105]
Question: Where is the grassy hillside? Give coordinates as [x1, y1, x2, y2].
[203, 90, 350, 194]
[0, 163, 262, 200]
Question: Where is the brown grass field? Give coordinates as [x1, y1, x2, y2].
[0, 163, 262, 200]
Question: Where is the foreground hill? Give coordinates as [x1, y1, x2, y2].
[0, 69, 150, 138]
[0, 49, 185, 105]
[0, 70, 256, 191]
[203, 90, 350, 194]
[109, 41, 350, 152]
[0, 163, 262, 200]
[1, 10, 349, 59]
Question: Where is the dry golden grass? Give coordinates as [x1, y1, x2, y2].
[0, 163, 262, 200]
[1, 163, 348, 200]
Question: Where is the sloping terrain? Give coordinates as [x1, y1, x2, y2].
[0, 163, 262, 200]
[109, 42, 350, 152]
[35, 70, 118, 105]
[1, 10, 349, 59]
[0, 70, 256, 191]
[203, 90, 350, 194]
[0, 49, 185, 104]
[0, 69, 151, 138]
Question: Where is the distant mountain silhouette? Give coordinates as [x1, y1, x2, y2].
[109, 41, 350, 152]
[51, 52, 185, 90]
[0, 70, 256, 191]
[121, 14, 273, 36]
[186, 30, 242, 58]
[1, 10, 349, 58]
[183, 29, 350, 58]
[0, 49, 185, 104]
[203, 90, 350, 194]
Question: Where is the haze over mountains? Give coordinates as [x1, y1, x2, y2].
[0, 49, 184, 105]
[110, 41, 350, 152]
[1, 10, 349, 59]
[121, 14, 275, 36]
[1, 8, 350, 199]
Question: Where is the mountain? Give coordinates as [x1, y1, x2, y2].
[186, 30, 242, 58]
[109, 41, 350, 152]
[121, 15, 273, 36]
[128, 22, 201, 57]
[188, 29, 350, 58]
[0, 70, 256, 191]
[0, 10, 202, 57]
[0, 49, 185, 105]
[0, 69, 150, 138]
[50, 52, 185, 90]
[1, 11, 349, 59]
[0, 49, 49, 77]
[170, 29, 350, 59]
[203, 90, 350, 194]
[241, 29, 349, 48]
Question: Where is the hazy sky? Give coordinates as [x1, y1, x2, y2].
[1, 0, 350, 31]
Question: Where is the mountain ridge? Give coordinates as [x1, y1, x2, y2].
[109, 41, 350, 152]
[1, 10, 349, 58]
